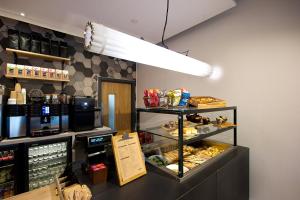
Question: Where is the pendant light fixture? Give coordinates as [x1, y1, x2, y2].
[84, 2, 212, 77]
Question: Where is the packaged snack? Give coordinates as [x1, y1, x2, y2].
[33, 67, 41, 77]
[16, 65, 25, 76]
[62, 70, 69, 80]
[41, 68, 49, 78]
[167, 89, 182, 107]
[25, 66, 33, 77]
[143, 89, 160, 107]
[49, 69, 56, 79]
[56, 69, 62, 80]
[6, 63, 16, 75]
[149, 89, 159, 107]
[158, 90, 168, 107]
[143, 90, 150, 107]
[178, 88, 190, 106]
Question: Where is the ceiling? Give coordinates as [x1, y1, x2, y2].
[0, 0, 236, 43]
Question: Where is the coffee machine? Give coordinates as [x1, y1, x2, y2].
[60, 104, 69, 132]
[29, 103, 60, 137]
[70, 96, 95, 132]
[5, 105, 28, 138]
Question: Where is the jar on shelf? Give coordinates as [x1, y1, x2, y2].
[16, 65, 25, 77]
[33, 67, 41, 77]
[48, 69, 56, 79]
[41, 68, 49, 78]
[25, 66, 33, 77]
[55, 69, 62, 80]
[62, 70, 69, 80]
[6, 63, 16, 76]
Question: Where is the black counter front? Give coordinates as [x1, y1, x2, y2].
[78, 146, 249, 200]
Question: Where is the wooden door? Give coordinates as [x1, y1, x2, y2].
[101, 82, 132, 134]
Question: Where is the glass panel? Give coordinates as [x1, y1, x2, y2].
[108, 94, 115, 130]
[28, 142, 68, 191]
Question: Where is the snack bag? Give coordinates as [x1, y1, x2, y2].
[173, 89, 182, 106]
[179, 88, 190, 106]
[167, 89, 182, 107]
[143, 89, 150, 107]
[158, 89, 168, 107]
[149, 89, 159, 107]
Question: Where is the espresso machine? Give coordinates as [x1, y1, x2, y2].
[29, 103, 60, 137]
[70, 96, 95, 132]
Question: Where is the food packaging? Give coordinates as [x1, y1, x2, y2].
[7, 29, 19, 50]
[6, 63, 16, 76]
[33, 67, 41, 77]
[7, 98, 16, 105]
[19, 32, 31, 51]
[56, 69, 62, 80]
[25, 66, 33, 77]
[89, 163, 108, 184]
[59, 41, 68, 58]
[167, 89, 182, 107]
[62, 70, 69, 80]
[16, 93, 24, 105]
[50, 40, 59, 56]
[144, 89, 160, 107]
[188, 96, 226, 108]
[178, 88, 190, 106]
[41, 37, 50, 55]
[158, 90, 168, 107]
[41, 68, 49, 78]
[48, 68, 56, 79]
[15, 83, 22, 93]
[16, 65, 25, 77]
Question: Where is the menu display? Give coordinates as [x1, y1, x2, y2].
[112, 132, 146, 186]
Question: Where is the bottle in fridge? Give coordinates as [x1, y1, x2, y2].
[22, 137, 72, 192]
[0, 145, 19, 199]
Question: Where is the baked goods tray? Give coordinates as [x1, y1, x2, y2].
[139, 123, 236, 145]
[144, 140, 237, 182]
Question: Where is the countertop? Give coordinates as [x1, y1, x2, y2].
[6, 147, 249, 200]
[0, 126, 112, 146]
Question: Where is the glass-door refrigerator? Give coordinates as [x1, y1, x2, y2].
[22, 137, 72, 192]
[0, 145, 19, 199]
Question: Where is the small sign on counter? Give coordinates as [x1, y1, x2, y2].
[112, 132, 147, 186]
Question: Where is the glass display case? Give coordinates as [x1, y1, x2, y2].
[136, 106, 237, 181]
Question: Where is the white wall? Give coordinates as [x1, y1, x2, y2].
[137, 0, 300, 199]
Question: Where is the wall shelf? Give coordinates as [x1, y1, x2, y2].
[6, 48, 71, 63]
[5, 74, 70, 82]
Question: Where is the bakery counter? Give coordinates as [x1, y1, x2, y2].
[81, 146, 249, 200]
[0, 127, 112, 147]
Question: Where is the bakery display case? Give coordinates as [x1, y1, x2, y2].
[136, 106, 237, 181]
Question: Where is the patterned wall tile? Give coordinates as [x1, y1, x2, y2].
[91, 55, 101, 65]
[0, 15, 136, 98]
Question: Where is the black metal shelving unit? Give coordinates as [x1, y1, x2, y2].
[136, 106, 237, 179]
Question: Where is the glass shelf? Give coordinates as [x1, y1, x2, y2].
[137, 106, 237, 115]
[139, 123, 235, 145]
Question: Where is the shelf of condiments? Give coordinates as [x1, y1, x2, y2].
[6, 63, 69, 82]
[143, 88, 226, 109]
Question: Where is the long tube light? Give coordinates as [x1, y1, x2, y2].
[84, 22, 212, 77]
